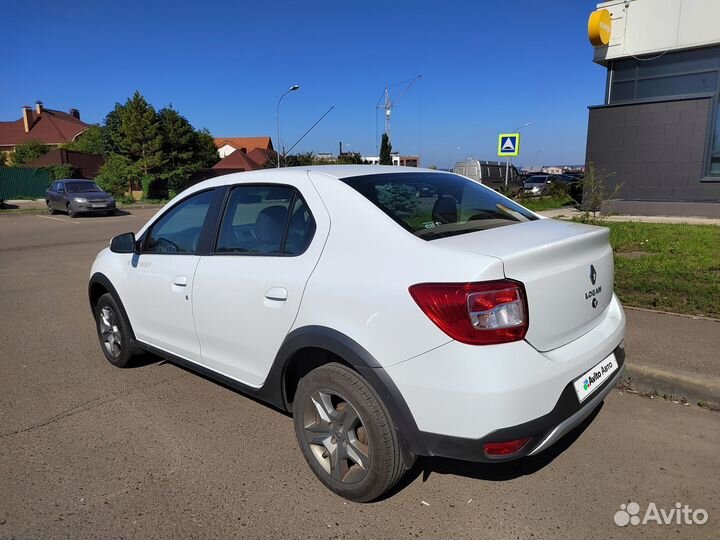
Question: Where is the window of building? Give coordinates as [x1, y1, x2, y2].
[710, 106, 720, 176]
[607, 45, 720, 178]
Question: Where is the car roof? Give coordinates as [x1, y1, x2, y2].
[58, 178, 93, 183]
[188, 165, 447, 192]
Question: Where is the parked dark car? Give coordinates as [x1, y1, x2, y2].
[523, 174, 583, 201]
[46, 179, 116, 217]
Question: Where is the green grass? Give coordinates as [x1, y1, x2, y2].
[606, 222, 720, 318]
[518, 195, 575, 212]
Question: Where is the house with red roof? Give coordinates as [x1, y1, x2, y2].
[212, 136, 276, 171]
[214, 137, 274, 159]
[0, 102, 90, 160]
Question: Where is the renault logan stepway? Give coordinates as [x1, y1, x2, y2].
[89, 166, 625, 502]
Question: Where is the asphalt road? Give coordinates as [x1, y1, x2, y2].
[1, 210, 718, 539]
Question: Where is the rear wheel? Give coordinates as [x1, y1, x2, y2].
[292, 363, 406, 502]
[94, 293, 136, 368]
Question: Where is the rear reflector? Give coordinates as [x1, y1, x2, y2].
[483, 437, 532, 457]
[409, 280, 528, 345]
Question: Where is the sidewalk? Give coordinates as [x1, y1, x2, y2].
[622, 307, 720, 404]
[539, 206, 720, 225]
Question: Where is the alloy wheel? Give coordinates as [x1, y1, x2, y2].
[99, 306, 122, 358]
[302, 390, 370, 484]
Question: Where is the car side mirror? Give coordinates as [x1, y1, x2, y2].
[110, 232, 137, 254]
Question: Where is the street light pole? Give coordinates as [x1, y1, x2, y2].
[276, 84, 300, 167]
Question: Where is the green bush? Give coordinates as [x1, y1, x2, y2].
[95, 154, 137, 198]
[43, 164, 79, 181]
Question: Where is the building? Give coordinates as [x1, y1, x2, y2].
[540, 165, 585, 175]
[0, 101, 90, 158]
[214, 137, 274, 158]
[25, 149, 104, 178]
[362, 153, 421, 167]
[586, 0, 720, 203]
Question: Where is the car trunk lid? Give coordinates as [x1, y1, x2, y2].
[435, 219, 614, 352]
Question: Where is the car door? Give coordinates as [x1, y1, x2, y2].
[192, 181, 328, 387]
[54, 182, 66, 209]
[123, 188, 219, 363]
[47, 183, 57, 208]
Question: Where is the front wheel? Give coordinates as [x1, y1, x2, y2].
[292, 363, 406, 502]
[94, 293, 136, 368]
[67, 205, 77, 218]
[46, 201, 56, 215]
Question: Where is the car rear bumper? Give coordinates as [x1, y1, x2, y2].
[385, 294, 626, 462]
[418, 346, 624, 462]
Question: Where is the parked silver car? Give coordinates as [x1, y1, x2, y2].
[46, 179, 116, 217]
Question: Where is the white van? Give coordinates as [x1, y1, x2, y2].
[453, 160, 521, 194]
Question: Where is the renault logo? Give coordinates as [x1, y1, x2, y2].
[590, 264, 597, 285]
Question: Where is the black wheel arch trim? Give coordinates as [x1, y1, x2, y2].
[272, 325, 430, 458]
[88, 272, 136, 341]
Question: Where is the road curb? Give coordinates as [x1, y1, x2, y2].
[622, 362, 720, 405]
[623, 305, 720, 322]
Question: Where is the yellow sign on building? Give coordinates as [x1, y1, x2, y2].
[588, 8, 612, 46]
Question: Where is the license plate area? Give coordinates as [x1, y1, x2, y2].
[573, 353, 618, 402]
[92, 204, 106, 208]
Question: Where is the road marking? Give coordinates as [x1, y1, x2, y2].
[37, 215, 80, 224]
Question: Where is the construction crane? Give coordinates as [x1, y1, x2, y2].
[376, 75, 422, 145]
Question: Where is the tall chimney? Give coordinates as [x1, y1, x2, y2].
[69, 108, 80, 120]
[35, 101, 43, 114]
[22, 106, 33, 133]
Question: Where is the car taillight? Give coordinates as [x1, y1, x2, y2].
[408, 280, 528, 345]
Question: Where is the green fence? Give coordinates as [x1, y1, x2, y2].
[0, 167, 52, 200]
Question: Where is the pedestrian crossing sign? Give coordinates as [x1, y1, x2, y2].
[498, 133, 520, 157]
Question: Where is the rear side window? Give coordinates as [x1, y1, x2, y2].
[145, 190, 215, 254]
[215, 185, 315, 255]
[342, 172, 537, 240]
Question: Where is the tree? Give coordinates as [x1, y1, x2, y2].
[337, 152, 365, 165]
[62, 125, 107, 155]
[195, 129, 220, 168]
[108, 91, 164, 182]
[379, 133, 393, 165]
[377, 183, 419, 218]
[95, 154, 140, 198]
[96, 92, 222, 199]
[9, 140, 49, 166]
[157, 107, 201, 194]
[283, 152, 317, 167]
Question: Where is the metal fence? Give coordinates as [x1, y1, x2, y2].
[0, 167, 51, 200]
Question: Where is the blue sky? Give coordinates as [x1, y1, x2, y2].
[2, 0, 604, 168]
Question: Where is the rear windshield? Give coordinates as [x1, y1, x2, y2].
[342, 172, 538, 240]
[66, 181, 102, 193]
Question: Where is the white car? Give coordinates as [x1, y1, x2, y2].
[89, 166, 625, 502]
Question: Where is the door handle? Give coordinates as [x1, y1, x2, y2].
[173, 276, 188, 287]
[264, 287, 288, 301]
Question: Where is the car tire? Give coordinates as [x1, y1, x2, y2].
[67, 206, 77, 218]
[93, 293, 136, 368]
[292, 362, 406, 502]
[47, 202, 56, 215]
